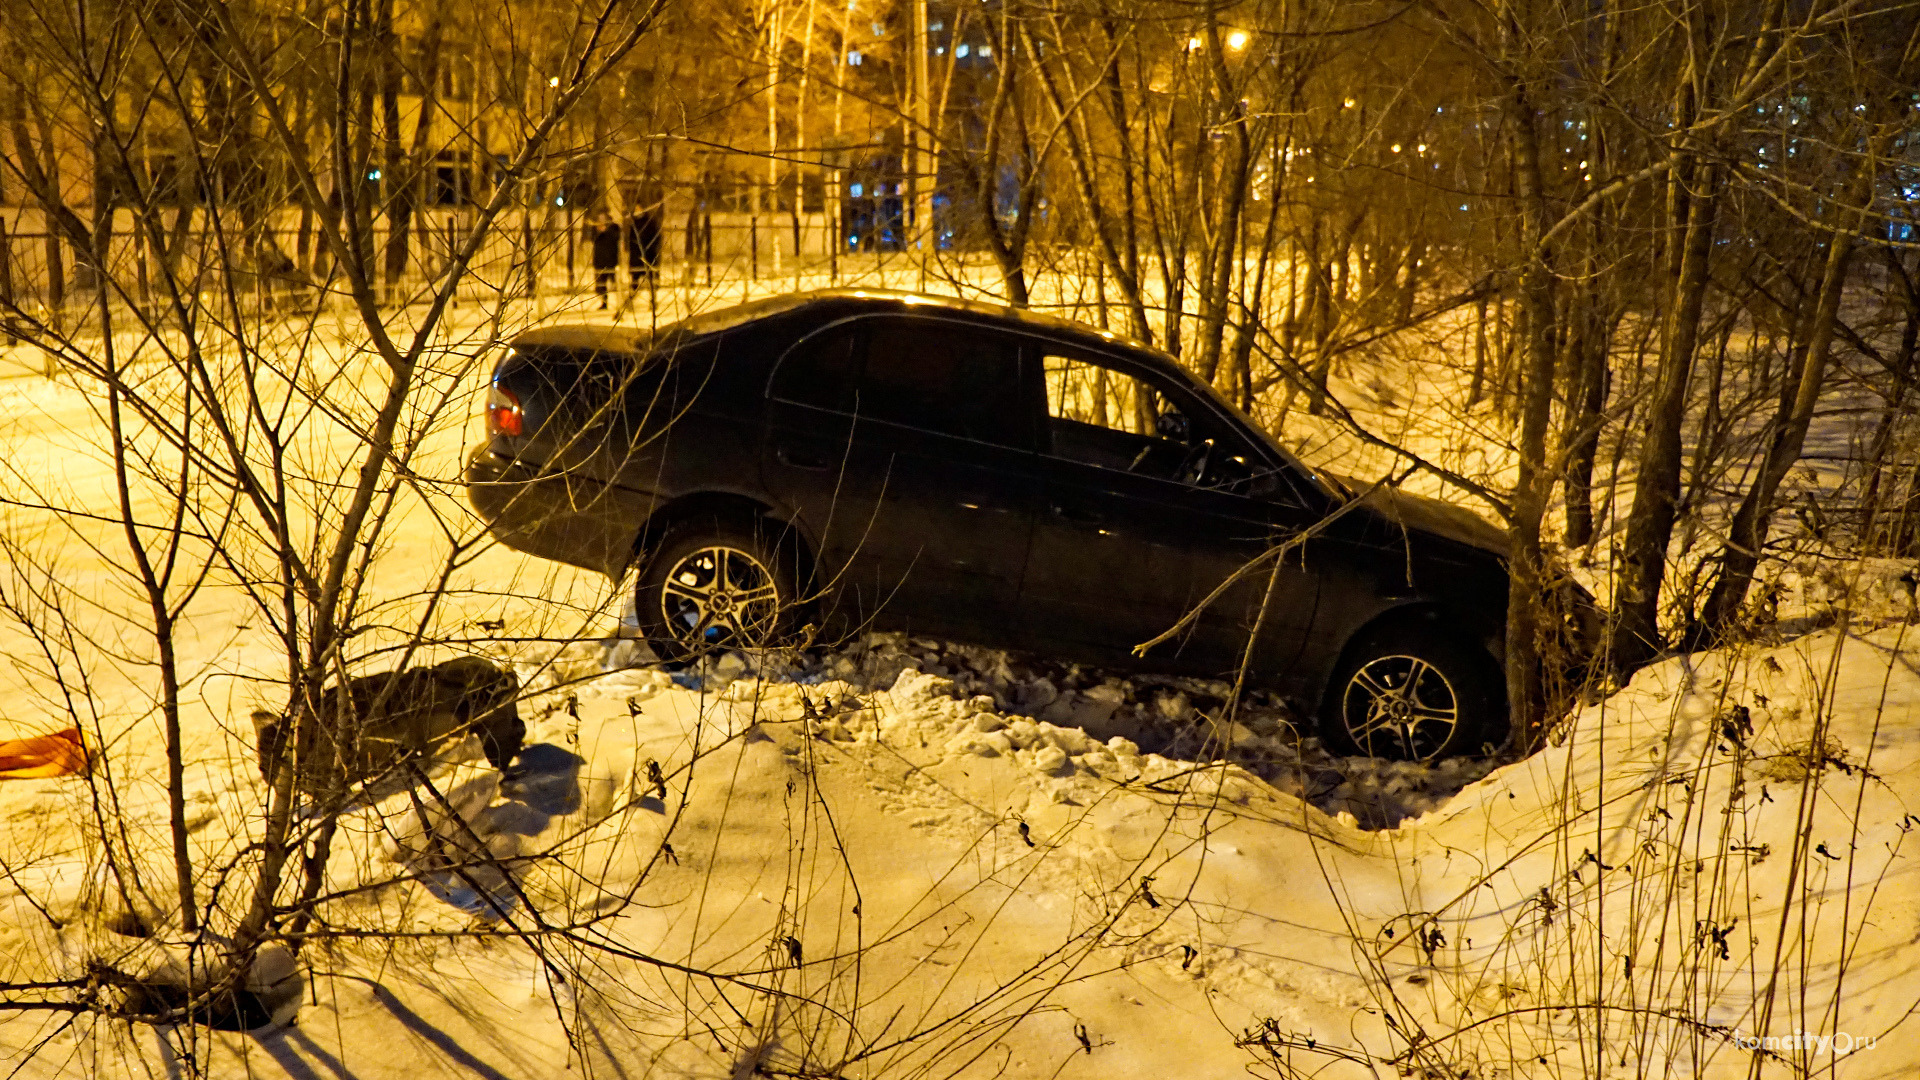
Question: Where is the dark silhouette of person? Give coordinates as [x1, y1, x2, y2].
[588, 214, 621, 308]
[626, 201, 663, 286]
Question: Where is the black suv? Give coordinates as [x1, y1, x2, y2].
[468, 289, 1523, 759]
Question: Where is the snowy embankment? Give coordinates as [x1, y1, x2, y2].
[3, 610, 1916, 1078]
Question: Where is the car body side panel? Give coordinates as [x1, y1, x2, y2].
[1019, 454, 1322, 689]
[760, 403, 1042, 642]
[756, 314, 1043, 643]
[465, 450, 654, 579]
[477, 324, 794, 580]
[1294, 510, 1510, 707]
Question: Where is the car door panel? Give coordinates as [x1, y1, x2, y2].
[760, 317, 1041, 643]
[1017, 350, 1320, 683]
[1024, 460, 1318, 678]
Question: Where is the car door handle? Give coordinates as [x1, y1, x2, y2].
[776, 446, 832, 471]
[1049, 502, 1103, 525]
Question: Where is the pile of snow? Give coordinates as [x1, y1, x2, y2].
[1745, 554, 1920, 637]
[600, 631, 1501, 831]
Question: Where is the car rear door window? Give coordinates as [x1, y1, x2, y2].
[862, 318, 1030, 447]
[770, 323, 862, 412]
[774, 317, 1032, 448]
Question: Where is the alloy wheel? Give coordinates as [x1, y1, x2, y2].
[658, 545, 783, 650]
[1339, 654, 1461, 760]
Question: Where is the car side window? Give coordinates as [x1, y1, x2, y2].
[1041, 351, 1186, 476]
[1040, 350, 1275, 496]
[770, 322, 863, 412]
[861, 318, 1030, 446]
[1043, 353, 1160, 437]
[774, 316, 1032, 448]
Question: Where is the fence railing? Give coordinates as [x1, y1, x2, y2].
[0, 209, 897, 313]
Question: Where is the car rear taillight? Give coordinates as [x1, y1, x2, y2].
[486, 385, 524, 437]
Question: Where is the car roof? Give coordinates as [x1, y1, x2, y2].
[509, 288, 1161, 362]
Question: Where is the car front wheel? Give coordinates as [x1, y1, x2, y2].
[1319, 627, 1503, 761]
[634, 520, 803, 661]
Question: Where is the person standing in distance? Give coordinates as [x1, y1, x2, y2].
[588, 213, 621, 308]
[626, 196, 663, 288]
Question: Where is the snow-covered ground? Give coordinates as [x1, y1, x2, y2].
[7, 614, 1914, 1077]
[1, 275, 1917, 1077]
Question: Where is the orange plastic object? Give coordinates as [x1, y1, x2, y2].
[0, 727, 91, 779]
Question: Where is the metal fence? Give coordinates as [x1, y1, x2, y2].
[0, 208, 872, 314]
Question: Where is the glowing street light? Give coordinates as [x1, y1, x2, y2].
[1226, 30, 1248, 50]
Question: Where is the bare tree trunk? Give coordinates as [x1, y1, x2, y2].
[1101, 20, 1147, 339]
[9, 116, 70, 318]
[1858, 250, 1919, 551]
[1502, 76, 1559, 750]
[964, 12, 1034, 305]
[1228, 141, 1287, 410]
[379, 0, 447, 297]
[1304, 220, 1334, 413]
[1679, 315, 1737, 552]
[1607, 154, 1717, 675]
[1562, 299, 1612, 548]
[1694, 161, 1877, 639]
[1027, 16, 1150, 340]
[1193, 2, 1253, 384]
[1468, 297, 1489, 405]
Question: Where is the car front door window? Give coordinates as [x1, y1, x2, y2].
[1041, 352, 1268, 495]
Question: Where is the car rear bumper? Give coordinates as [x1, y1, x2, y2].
[465, 446, 649, 579]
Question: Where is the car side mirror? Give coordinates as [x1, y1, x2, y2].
[1213, 453, 1251, 484]
[1155, 409, 1191, 443]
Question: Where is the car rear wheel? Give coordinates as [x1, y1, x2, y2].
[635, 520, 802, 661]
[1319, 627, 1503, 761]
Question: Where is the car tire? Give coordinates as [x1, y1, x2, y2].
[1319, 625, 1504, 761]
[634, 519, 804, 662]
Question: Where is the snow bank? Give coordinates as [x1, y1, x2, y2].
[5, 607, 1919, 1077]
